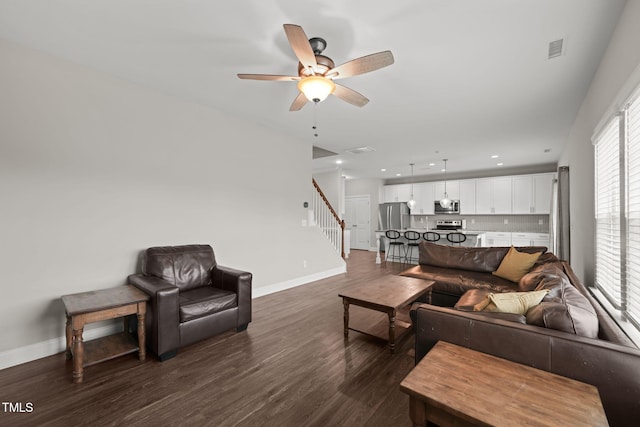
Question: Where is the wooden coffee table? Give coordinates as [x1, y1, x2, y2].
[61, 285, 149, 384]
[339, 276, 434, 354]
[400, 341, 609, 426]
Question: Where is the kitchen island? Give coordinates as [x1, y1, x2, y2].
[374, 229, 486, 264]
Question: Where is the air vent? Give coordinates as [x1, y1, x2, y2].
[345, 146, 376, 155]
[548, 38, 564, 59]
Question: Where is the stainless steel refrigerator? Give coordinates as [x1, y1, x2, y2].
[378, 202, 409, 230]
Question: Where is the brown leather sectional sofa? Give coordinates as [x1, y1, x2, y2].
[402, 242, 640, 426]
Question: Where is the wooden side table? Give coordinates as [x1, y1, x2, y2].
[339, 276, 434, 354]
[61, 285, 149, 384]
[400, 341, 609, 426]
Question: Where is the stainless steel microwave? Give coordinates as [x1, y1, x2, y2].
[434, 200, 460, 214]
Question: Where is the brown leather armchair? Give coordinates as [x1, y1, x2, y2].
[128, 244, 252, 361]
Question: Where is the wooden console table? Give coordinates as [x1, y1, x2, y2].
[400, 341, 608, 426]
[61, 285, 149, 384]
[339, 276, 434, 354]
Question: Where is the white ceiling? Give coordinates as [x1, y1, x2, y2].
[0, 0, 626, 181]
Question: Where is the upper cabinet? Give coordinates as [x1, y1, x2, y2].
[383, 184, 411, 203]
[410, 182, 435, 215]
[384, 172, 555, 215]
[434, 180, 460, 201]
[533, 174, 554, 214]
[459, 179, 476, 214]
[512, 173, 555, 214]
[475, 177, 512, 214]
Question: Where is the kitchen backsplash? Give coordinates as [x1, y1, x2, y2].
[410, 214, 550, 233]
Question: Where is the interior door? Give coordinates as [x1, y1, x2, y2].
[345, 196, 371, 250]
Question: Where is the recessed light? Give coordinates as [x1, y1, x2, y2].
[491, 155, 499, 159]
[380, 168, 387, 172]
[429, 163, 435, 166]
[497, 162, 503, 166]
[335, 160, 343, 164]
[396, 173, 401, 177]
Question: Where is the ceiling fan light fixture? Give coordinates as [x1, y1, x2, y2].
[297, 76, 336, 103]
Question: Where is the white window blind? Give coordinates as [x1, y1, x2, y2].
[626, 94, 640, 326]
[595, 117, 622, 306]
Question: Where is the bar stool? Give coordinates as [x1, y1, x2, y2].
[385, 230, 405, 265]
[422, 231, 441, 243]
[404, 230, 421, 264]
[446, 232, 467, 246]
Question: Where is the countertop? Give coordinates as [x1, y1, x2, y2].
[375, 229, 486, 235]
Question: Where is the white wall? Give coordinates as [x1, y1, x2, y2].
[312, 169, 342, 215]
[0, 38, 344, 361]
[559, 0, 640, 283]
[345, 178, 384, 250]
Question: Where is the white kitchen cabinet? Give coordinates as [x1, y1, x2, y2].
[459, 179, 476, 214]
[512, 173, 555, 214]
[533, 174, 554, 214]
[475, 177, 512, 214]
[484, 232, 511, 247]
[410, 182, 435, 214]
[475, 179, 493, 214]
[511, 232, 534, 247]
[532, 233, 550, 248]
[383, 184, 411, 202]
[493, 178, 512, 214]
[434, 180, 460, 201]
[511, 232, 550, 248]
[512, 176, 534, 214]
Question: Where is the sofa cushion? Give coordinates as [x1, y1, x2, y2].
[492, 246, 543, 282]
[179, 286, 237, 322]
[522, 265, 599, 338]
[417, 242, 547, 274]
[519, 262, 566, 291]
[484, 290, 549, 315]
[454, 288, 493, 311]
[144, 244, 216, 291]
[401, 264, 519, 296]
[453, 290, 529, 323]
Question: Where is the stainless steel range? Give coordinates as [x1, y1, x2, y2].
[435, 219, 462, 230]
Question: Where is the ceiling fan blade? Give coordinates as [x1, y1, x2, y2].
[332, 84, 369, 107]
[237, 74, 300, 81]
[283, 24, 318, 71]
[289, 92, 308, 111]
[329, 51, 394, 80]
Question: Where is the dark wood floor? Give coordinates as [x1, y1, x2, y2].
[0, 251, 417, 427]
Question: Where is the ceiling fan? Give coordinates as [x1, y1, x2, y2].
[237, 24, 394, 111]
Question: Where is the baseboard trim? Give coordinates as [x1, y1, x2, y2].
[1, 266, 347, 370]
[0, 323, 122, 371]
[253, 265, 346, 299]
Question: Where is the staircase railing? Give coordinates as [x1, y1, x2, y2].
[311, 179, 345, 259]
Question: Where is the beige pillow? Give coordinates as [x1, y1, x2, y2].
[484, 290, 550, 315]
[492, 246, 543, 282]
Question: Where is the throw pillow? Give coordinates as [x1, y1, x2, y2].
[454, 289, 493, 311]
[483, 290, 550, 315]
[492, 246, 543, 283]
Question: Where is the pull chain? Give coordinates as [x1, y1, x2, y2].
[312, 101, 319, 137]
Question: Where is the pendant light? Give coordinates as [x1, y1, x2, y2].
[407, 163, 416, 210]
[439, 159, 452, 209]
